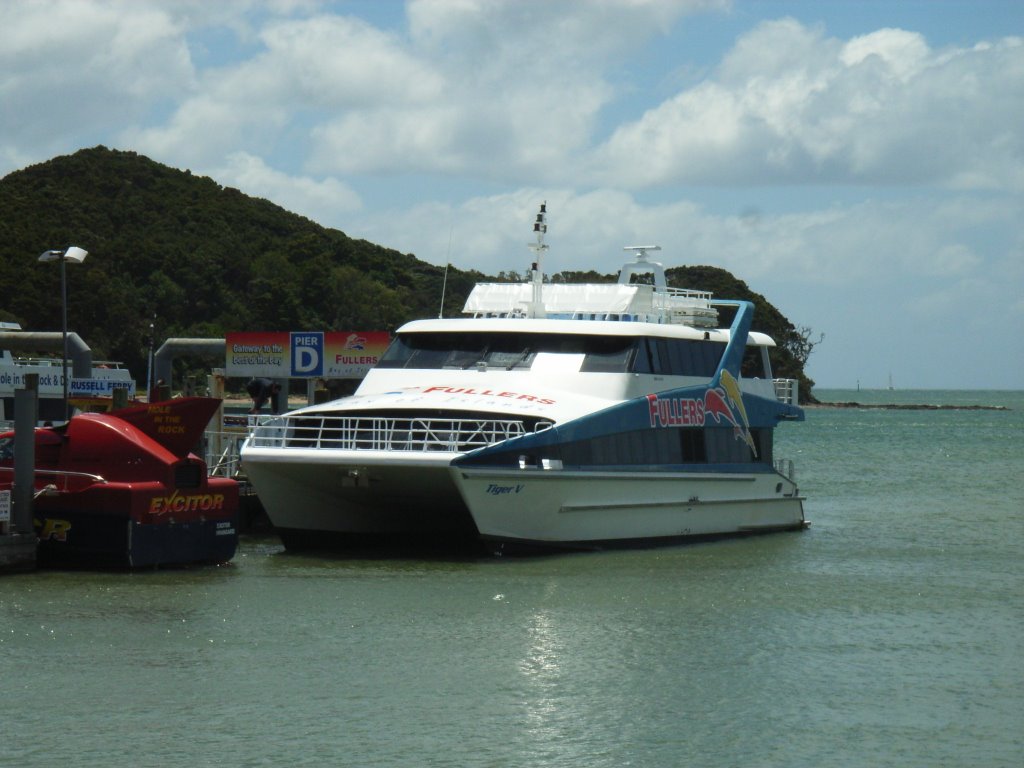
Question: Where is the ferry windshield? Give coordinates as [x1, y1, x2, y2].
[378, 332, 728, 376]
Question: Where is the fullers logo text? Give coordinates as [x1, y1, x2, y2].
[646, 370, 757, 456]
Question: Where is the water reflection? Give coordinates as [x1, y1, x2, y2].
[519, 608, 562, 681]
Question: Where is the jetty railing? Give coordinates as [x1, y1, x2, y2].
[204, 429, 250, 478]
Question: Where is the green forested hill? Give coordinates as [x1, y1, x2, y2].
[0, 147, 481, 372]
[0, 147, 816, 400]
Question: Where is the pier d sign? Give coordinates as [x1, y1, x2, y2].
[291, 332, 323, 377]
[227, 331, 390, 380]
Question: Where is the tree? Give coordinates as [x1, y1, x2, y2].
[784, 325, 824, 368]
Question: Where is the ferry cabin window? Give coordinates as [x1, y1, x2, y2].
[378, 332, 637, 372]
[633, 338, 726, 377]
[378, 334, 487, 370]
[579, 337, 635, 372]
[741, 345, 770, 378]
[379, 332, 727, 376]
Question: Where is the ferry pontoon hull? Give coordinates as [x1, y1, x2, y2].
[452, 466, 805, 551]
[242, 440, 807, 553]
[241, 450, 479, 548]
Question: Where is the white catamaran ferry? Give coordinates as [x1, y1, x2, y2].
[241, 205, 806, 553]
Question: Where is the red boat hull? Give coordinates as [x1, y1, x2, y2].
[33, 477, 239, 568]
[2, 398, 240, 569]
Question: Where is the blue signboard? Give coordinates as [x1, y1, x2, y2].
[290, 332, 324, 377]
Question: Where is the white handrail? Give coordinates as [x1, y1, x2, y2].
[0, 465, 107, 492]
[245, 414, 547, 453]
[773, 378, 799, 405]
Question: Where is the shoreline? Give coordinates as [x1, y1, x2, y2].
[220, 395, 1013, 413]
[807, 401, 1010, 411]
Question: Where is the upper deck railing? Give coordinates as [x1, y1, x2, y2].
[463, 282, 719, 327]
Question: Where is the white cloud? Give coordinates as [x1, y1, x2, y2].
[17, 5, 1019, 197]
[407, 0, 722, 61]
[0, 0, 194, 162]
[351, 189, 1015, 294]
[311, 0, 721, 178]
[840, 28, 929, 79]
[212, 151, 362, 224]
[122, 93, 286, 169]
[126, 12, 445, 170]
[593, 21, 1024, 190]
[258, 15, 444, 107]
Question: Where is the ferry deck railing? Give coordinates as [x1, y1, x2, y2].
[773, 458, 796, 481]
[245, 414, 540, 453]
[773, 378, 799, 405]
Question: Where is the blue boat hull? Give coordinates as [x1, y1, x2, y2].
[35, 511, 238, 569]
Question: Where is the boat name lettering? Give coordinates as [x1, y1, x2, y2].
[38, 517, 72, 541]
[149, 491, 226, 516]
[423, 386, 555, 405]
[146, 405, 186, 433]
[647, 376, 758, 457]
[486, 483, 524, 496]
[647, 394, 706, 427]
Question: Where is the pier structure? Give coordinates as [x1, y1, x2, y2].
[1, 374, 38, 573]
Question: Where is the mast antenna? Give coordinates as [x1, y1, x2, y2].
[526, 202, 548, 318]
[438, 223, 454, 318]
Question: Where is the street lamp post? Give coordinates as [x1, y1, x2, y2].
[38, 246, 88, 421]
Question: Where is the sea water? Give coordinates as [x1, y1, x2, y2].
[1, 390, 1021, 767]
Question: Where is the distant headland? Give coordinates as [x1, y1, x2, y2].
[810, 401, 1010, 411]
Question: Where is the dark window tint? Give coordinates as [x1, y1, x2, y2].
[639, 339, 725, 376]
[379, 331, 726, 377]
[556, 426, 768, 467]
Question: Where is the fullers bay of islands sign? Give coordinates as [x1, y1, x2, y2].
[226, 331, 390, 379]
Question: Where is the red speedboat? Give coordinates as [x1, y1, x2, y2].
[0, 397, 238, 568]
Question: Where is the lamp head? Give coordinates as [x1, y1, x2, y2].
[64, 246, 88, 263]
[38, 246, 88, 263]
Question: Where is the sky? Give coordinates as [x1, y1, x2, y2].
[1, 0, 1022, 391]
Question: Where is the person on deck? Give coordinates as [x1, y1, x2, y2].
[246, 378, 281, 414]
